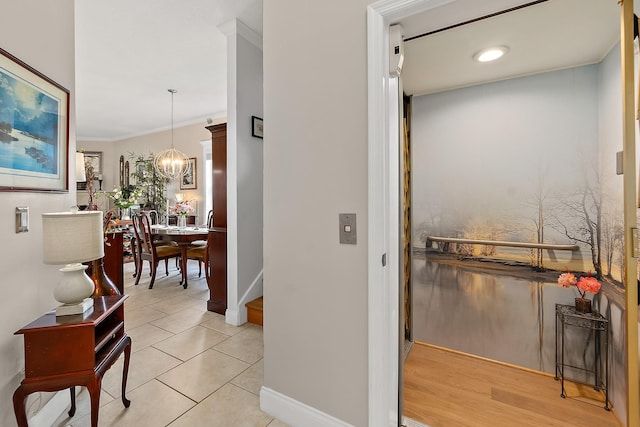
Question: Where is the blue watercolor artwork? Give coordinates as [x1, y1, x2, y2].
[0, 69, 59, 175]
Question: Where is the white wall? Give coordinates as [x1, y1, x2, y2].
[597, 43, 623, 203]
[412, 65, 600, 249]
[0, 1, 76, 425]
[79, 122, 216, 221]
[262, 1, 371, 425]
[221, 20, 264, 325]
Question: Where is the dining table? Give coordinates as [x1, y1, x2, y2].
[151, 225, 209, 288]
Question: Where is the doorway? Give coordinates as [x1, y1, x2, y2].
[367, 1, 639, 426]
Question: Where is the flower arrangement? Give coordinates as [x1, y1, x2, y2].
[108, 185, 143, 209]
[557, 271, 601, 298]
[171, 201, 194, 216]
[557, 271, 601, 313]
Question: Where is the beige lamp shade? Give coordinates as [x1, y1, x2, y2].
[42, 210, 104, 265]
[75, 152, 87, 182]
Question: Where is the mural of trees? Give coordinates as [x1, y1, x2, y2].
[411, 56, 625, 286]
[600, 204, 623, 278]
[416, 163, 624, 285]
[521, 170, 550, 270]
[549, 180, 602, 278]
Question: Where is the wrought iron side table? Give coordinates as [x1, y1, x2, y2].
[554, 303, 609, 410]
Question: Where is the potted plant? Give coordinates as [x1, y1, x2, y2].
[557, 271, 602, 313]
[128, 153, 169, 215]
[107, 185, 143, 219]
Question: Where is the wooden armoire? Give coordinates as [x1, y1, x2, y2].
[206, 123, 227, 314]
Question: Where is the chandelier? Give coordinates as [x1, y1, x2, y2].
[153, 89, 191, 180]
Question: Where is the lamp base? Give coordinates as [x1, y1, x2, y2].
[54, 263, 96, 305]
[55, 297, 94, 316]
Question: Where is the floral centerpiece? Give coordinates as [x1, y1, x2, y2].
[171, 201, 195, 217]
[170, 201, 194, 228]
[108, 185, 143, 209]
[557, 271, 601, 313]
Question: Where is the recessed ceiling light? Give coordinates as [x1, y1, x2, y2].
[473, 46, 509, 63]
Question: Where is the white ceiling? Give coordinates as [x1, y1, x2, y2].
[400, 0, 620, 96]
[75, 0, 621, 141]
[74, 0, 262, 141]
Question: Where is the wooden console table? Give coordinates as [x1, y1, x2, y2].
[13, 295, 131, 427]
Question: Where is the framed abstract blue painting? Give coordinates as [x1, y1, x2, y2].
[0, 47, 69, 192]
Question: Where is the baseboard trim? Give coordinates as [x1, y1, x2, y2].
[402, 416, 431, 427]
[225, 307, 242, 326]
[226, 270, 263, 326]
[414, 341, 554, 378]
[260, 386, 353, 427]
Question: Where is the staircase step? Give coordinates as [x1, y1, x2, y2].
[246, 297, 263, 326]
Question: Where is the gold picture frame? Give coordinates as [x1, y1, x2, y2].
[0, 47, 69, 192]
[180, 157, 197, 190]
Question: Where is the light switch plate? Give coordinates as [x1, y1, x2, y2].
[633, 228, 639, 258]
[339, 213, 356, 244]
[16, 207, 28, 233]
[616, 151, 623, 175]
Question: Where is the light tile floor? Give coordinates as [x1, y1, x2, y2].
[53, 261, 287, 427]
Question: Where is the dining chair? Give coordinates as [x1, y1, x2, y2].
[187, 209, 213, 250]
[131, 212, 182, 289]
[186, 242, 209, 281]
[140, 209, 179, 243]
[131, 210, 153, 277]
[207, 210, 214, 228]
[137, 209, 160, 225]
[132, 210, 172, 278]
[184, 210, 213, 275]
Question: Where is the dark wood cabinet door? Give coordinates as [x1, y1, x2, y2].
[205, 123, 227, 314]
[207, 123, 227, 228]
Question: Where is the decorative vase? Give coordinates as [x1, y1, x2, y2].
[120, 207, 131, 220]
[575, 297, 592, 314]
[89, 257, 121, 297]
[178, 215, 187, 228]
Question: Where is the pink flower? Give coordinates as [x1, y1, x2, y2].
[171, 201, 195, 216]
[557, 272, 577, 288]
[577, 276, 601, 296]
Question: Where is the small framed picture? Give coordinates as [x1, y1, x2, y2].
[251, 116, 263, 139]
[180, 157, 197, 190]
[83, 151, 102, 176]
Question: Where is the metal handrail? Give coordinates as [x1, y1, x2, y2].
[426, 236, 579, 251]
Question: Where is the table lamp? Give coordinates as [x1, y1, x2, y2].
[42, 210, 104, 316]
[75, 152, 86, 182]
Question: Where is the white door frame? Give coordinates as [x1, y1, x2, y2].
[367, 1, 455, 425]
[368, 2, 639, 427]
